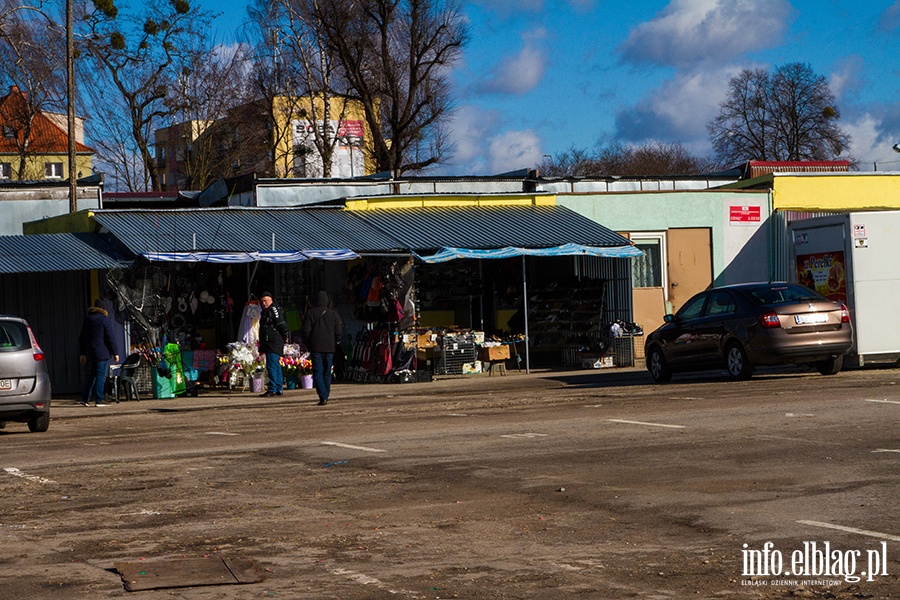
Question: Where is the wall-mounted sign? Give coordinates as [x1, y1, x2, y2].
[729, 205, 761, 223]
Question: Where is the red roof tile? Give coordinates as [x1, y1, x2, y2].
[0, 87, 94, 154]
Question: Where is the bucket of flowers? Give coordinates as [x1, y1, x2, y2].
[298, 354, 314, 389]
[220, 342, 264, 391]
[281, 354, 301, 389]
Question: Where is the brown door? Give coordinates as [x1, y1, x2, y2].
[666, 228, 712, 313]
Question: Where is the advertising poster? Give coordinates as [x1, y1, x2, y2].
[796, 251, 846, 302]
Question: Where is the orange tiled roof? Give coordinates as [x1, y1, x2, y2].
[0, 87, 94, 154]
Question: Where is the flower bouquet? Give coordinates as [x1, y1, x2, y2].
[220, 342, 263, 389]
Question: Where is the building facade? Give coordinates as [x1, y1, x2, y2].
[0, 86, 94, 182]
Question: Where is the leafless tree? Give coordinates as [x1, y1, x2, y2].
[538, 143, 717, 178]
[76, 0, 212, 191]
[708, 62, 851, 165]
[0, 0, 67, 180]
[312, 0, 468, 178]
[164, 41, 255, 189]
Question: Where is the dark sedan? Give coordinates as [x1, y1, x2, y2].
[644, 282, 853, 382]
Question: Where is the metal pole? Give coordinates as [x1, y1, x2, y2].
[521, 255, 530, 374]
[66, 0, 77, 212]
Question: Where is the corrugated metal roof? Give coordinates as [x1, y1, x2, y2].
[353, 205, 632, 251]
[91, 205, 633, 257]
[92, 208, 403, 254]
[0, 233, 130, 273]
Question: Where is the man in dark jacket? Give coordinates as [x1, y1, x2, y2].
[79, 301, 119, 406]
[259, 291, 291, 397]
[301, 290, 343, 405]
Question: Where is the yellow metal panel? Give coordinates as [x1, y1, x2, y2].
[345, 193, 557, 210]
[22, 211, 96, 234]
[773, 175, 900, 211]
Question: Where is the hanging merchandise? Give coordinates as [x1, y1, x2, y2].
[238, 300, 261, 346]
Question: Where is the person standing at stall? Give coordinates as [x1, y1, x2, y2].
[259, 292, 291, 397]
[79, 300, 119, 407]
[301, 290, 343, 406]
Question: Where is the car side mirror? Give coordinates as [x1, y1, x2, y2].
[664, 314, 675, 323]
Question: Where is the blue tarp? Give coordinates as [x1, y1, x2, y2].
[142, 249, 360, 263]
[414, 243, 644, 264]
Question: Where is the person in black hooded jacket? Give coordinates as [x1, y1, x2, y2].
[259, 292, 291, 397]
[301, 290, 343, 405]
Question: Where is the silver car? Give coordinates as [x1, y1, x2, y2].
[0, 315, 51, 432]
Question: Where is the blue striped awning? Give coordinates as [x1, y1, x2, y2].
[142, 249, 359, 263]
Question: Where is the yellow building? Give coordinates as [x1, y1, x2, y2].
[0, 86, 94, 181]
[155, 95, 374, 191]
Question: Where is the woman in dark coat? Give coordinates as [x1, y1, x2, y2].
[79, 301, 119, 406]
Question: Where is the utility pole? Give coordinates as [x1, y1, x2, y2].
[66, 0, 77, 212]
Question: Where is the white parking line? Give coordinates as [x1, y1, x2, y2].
[872, 449, 900, 454]
[500, 433, 549, 439]
[3, 467, 55, 485]
[607, 419, 685, 429]
[205, 431, 239, 436]
[797, 520, 900, 543]
[321, 442, 386, 453]
[865, 399, 900, 405]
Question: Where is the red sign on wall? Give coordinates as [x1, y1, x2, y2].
[729, 205, 761, 222]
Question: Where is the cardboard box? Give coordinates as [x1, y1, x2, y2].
[478, 345, 510, 362]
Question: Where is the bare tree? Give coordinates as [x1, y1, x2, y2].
[708, 62, 850, 165]
[76, 0, 212, 191]
[164, 41, 254, 189]
[312, 0, 468, 178]
[538, 143, 717, 178]
[0, 0, 67, 180]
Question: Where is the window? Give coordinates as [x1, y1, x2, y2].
[705, 291, 736, 316]
[631, 235, 665, 288]
[675, 294, 706, 320]
[44, 162, 64, 179]
[3, 126, 14, 138]
[0, 162, 10, 179]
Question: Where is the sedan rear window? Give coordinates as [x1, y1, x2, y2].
[0, 321, 29, 351]
[745, 284, 825, 305]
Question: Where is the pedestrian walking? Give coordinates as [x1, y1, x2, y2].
[259, 292, 291, 397]
[79, 300, 119, 407]
[301, 290, 343, 405]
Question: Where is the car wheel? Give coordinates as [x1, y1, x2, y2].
[648, 347, 672, 383]
[816, 355, 844, 376]
[726, 343, 753, 380]
[27, 411, 49, 433]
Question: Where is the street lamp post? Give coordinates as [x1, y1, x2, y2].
[874, 143, 900, 171]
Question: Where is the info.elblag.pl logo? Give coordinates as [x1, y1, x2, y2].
[742, 541, 889, 584]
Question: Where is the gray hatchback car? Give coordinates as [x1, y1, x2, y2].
[0, 315, 51, 432]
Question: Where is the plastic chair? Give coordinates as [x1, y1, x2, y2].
[108, 353, 142, 403]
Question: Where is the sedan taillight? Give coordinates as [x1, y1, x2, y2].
[841, 304, 851, 323]
[27, 326, 45, 361]
[758, 311, 781, 328]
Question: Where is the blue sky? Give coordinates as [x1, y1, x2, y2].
[201, 0, 900, 175]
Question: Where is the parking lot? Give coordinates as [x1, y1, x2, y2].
[1, 365, 899, 599]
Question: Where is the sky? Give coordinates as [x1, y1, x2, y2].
[199, 0, 900, 175]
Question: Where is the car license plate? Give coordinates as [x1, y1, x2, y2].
[0, 379, 10, 391]
[795, 314, 827, 325]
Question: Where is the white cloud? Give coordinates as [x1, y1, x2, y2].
[478, 40, 547, 95]
[829, 56, 865, 103]
[445, 105, 503, 170]
[488, 130, 543, 174]
[619, 0, 795, 68]
[615, 67, 741, 156]
[436, 105, 543, 175]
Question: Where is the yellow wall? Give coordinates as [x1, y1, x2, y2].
[345, 193, 557, 210]
[272, 95, 375, 178]
[23, 210, 96, 234]
[1, 153, 93, 182]
[773, 174, 900, 211]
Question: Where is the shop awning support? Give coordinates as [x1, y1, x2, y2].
[522, 255, 530, 374]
